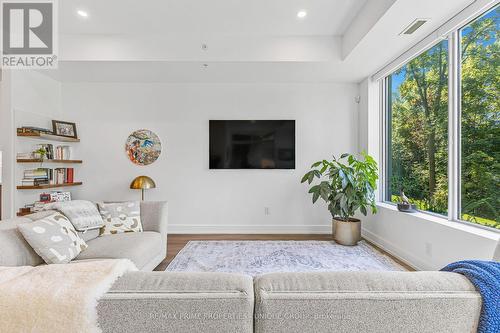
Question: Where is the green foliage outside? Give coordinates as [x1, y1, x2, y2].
[301, 152, 378, 221]
[388, 7, 499, 230]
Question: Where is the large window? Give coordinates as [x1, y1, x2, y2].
[460, 6, 499, 229]
[386, 40, 449, 216]
[384, 5, 499, 230]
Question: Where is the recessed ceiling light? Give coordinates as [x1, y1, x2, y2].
[297, 10, 307, 19]
[77, 10, 88, 18]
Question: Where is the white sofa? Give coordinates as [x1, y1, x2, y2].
[0, 201, 168, 271]
[0, 202, 484, 332]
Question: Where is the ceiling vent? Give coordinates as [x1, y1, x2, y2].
[400, 19, 428, 35]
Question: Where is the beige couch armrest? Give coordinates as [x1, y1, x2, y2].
[140, 201, 167, 238]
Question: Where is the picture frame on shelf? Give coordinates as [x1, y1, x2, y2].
[52, 120, 78, 139]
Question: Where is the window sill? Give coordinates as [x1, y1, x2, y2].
[376, 202, 500, 241]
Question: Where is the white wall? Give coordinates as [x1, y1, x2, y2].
[10, 71, 64, 214]
[0, 70, 14, 219]
[357, 78, 499, 270]
[61, 82, 358, 233]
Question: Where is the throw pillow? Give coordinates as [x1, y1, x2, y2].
[97, 201, 143, 236]
[51, 200, 104, 231]
[18, 213, 88, 264]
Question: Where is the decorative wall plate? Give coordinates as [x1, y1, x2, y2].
[125, 129, 161, 165]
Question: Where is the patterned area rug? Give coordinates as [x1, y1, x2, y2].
[166, 240, 406, 276]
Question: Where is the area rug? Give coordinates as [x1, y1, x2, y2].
[166, 240, 406, 276]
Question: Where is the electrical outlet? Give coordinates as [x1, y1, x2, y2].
[425, 242, 433, 257]
[264, 207, 270, 215]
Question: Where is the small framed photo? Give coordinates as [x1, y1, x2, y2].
[52, 120, 78, 138]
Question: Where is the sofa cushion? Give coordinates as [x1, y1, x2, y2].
[254, 271, 480, 333]
[79, 228, 100, 242]
[18, 213, 88, 264]
[98, 272, 254, 333]
[76, 232, 164, 270]
[51, 200, 104, 231]
[97, 201, 143, 236]
[24, 210, 99, 242]
[0, 218, 44, 266]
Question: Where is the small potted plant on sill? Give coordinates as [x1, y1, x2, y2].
[301, 152, 378, 246]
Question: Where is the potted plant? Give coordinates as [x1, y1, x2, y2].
[301, 152, 378, 246]
[33, 147, 47, 166]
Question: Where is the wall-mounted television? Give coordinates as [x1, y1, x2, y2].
[209, 120, 295, 169]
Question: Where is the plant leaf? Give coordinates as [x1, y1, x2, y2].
[311, 161, 322, 168]
[308, 185, 319, 193]
[312, 191, 320, 203]
[300, 172, 310, 183]
[308, 172, 315, 184]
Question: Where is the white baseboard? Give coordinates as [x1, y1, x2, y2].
[362, 228, 430, 271]
[167, 224, 332, 234]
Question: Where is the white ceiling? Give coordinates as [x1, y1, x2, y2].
[61, 0, 368, 36]
[46, 0, 476, 83]
[42, 61, 360, 83]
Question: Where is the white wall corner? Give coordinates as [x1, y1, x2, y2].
[0, 69, 14, 219]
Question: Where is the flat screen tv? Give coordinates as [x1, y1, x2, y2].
[209, 120, 295, 169]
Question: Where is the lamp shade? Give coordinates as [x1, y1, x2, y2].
[130, 176, 156, 190]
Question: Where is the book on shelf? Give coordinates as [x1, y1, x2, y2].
[21, 179, 50, 186]
[32, 201, 48, 212]
[17, 152, 34, 159]
[19, 191, 72, 215]
[23, 167, 51, 179]
[21, 167, 75, 186]
[17, 145, 74, 161]
[54, 167, 74, 184]
[49, 191, 71, 202]
[17, 127, 53, 135]
[54, 145, 72, 160]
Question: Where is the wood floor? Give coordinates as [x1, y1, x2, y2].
[154, 234, 414, 271]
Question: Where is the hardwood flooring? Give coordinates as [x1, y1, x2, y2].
[154, 234, 414, 271]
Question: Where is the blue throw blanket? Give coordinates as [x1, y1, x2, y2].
[441, 260, 500, 333]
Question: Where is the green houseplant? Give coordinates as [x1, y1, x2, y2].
[301, 152, 378, 245]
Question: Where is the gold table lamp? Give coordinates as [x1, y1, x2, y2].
[130, 176, 156, 201]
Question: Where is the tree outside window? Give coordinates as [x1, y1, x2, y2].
[460, 6, 499, 229]
[385, 5, 499, 230]
[387, 40, 449, 216]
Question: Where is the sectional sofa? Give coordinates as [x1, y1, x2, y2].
[0, 201, 483, 332]
[0, 201, 168, 270]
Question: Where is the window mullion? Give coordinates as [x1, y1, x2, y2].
[448, 31, 460, 222]
[380, 77, 389, 202]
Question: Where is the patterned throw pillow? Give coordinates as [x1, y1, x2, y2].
[18, 213, 88, 264]
[97, 202, 143, 236]
[51, 200, 104, 231]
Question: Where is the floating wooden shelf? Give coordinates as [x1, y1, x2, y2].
[17, 211, 32, 217]
[17, 132, 80, 142]
[17, 182, 82, 190]
[17, 159, 83, 164]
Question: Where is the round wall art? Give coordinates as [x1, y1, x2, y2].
[125, 129, 162, 166]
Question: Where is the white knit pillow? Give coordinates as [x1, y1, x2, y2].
[51, 200, 104, 231]
[18, 213, 87, 264]
[97, 201, 142, 236]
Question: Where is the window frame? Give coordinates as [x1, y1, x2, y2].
[381, 3, 499, 232]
